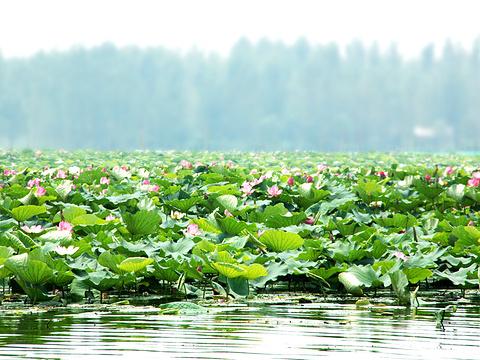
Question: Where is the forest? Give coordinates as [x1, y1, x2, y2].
[1, 38, 480, 151]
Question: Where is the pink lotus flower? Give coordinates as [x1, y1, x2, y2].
[304, 217, 315, 225]
[393, 251, 408, 261]
[27, 178, 41, 188]
[473, 172, 480, 180]
[58, 221, 73, 232]
[179, 160, 193, 169]
[377, 171, 387, 178]
[317, 164, 328, 172]
[467, 177, 480, 187]
[250, 169, 258, 175]
[121, 165, 128, 171]
[150, 185, 160, 192]
[21, 225, 43, 233]
[306, 175, 314, 183]
[225, 160, 234, 169]
[467, 220, 475, 227]
[3, 169, 16, 176]
[56, 170, 66, 179]
[287, 177, 295, 186]
[267, 185, 282, 198]
[101, 167, 107, 173]
[35, 186, 46, 197]
[186, 223, 201, 236]
[224, 209, 233, 217]
[100, 177, 110, 185]
[252, 175, 267, 186]
[105, 214, 116, 221]
[444, 166, 454, 176]
[142, 179, 150, 185]
[241, 181, 254, 196]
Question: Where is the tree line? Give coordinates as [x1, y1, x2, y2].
[1, 38, 479, 151]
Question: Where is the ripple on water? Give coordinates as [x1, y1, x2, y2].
[0, 300, 479, 360]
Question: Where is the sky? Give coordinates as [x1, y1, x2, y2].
[0, 0, 479, 59]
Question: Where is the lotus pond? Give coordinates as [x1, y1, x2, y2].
[0, 150, 480, 357]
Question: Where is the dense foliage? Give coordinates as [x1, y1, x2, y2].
[1, 39, 480, 150]
[0, 150, 479, 305]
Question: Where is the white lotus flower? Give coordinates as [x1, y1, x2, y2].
[21, 225, 44, 233]
[54, 245, 79, 256]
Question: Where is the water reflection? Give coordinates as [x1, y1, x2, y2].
[0, 299, 478, 359]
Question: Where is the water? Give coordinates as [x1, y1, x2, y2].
[0, 298, 479, 359]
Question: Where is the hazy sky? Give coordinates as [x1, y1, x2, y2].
[0, 0, 479, 58]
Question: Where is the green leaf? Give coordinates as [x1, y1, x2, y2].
[389, 270, 410, 305]
[83, 270, 120, 291]
[241, 263, 268, 280]
[227, 277, 249, 297]
[55, 181, 73, 200]
[138, 198, 156, 211]
[0, 246, 15, 259]
[98, 251, 126, 273]
[372, 239, 388, 259]
[215, 195, 238, 212]
[5, 253, 53, 285]
[296, 183, 330, 208]
[192, 218, 222, 234]
[217, 217, 251, 235]
[1, 232, 27, 251]
[347, 265, 382, 288]
[123, 210, 161, 235]
[403, 268, 433, 284]
[63, 206, 87, 222]
[338, 272, 363, 296]
[435, 264, 477, 286]
[264, 212, 307, 228]
[11, 205, 46, 222]
[253, 262, 289, 287]
[159, 302, 208, 315]
[309, 266, 343, 281]
[117, 257, 154, 273]
[259, 230, 304, 252]
[49, 259, 75, 287]
[71, 214, 107, 226]
[413, 179, 443, 200]
[212, 262, 246, 278]
[447, 184, 465, 201]
[165, 197, 202, 212]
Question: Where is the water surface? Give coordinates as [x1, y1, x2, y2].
[0, 297, 478, 359]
